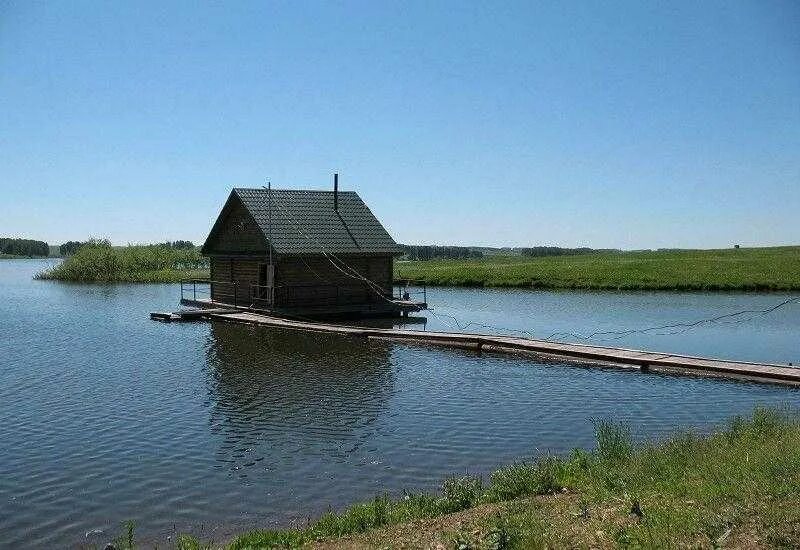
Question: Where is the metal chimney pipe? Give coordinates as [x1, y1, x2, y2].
[334, 173, 338, 211]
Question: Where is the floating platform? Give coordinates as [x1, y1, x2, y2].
[178, 296, 426, 319]
[217, 312, 800, 386]
[149, 308, 239, 322]
[151, 308, 800, 386]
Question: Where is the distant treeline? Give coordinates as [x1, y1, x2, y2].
[59, 239, 196, 256]
[400, 244, 623, 261]
[518, 246, 619, 257]
[401, 245, 484, 261]
[0, 238, 50, 257]
[156, 240, 195, 250]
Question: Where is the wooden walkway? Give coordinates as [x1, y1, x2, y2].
[205, 311, 800, 386]
[179, 296, 427, 318]
[150, 308, 239, 322]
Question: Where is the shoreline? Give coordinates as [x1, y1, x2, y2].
[25, 245, 799, 290]
[393, 279, 800, 292]
[32, 247, 799, 290]
[32, 269, 800, 292]
[394, 246, 800, 292]
[112, 407, 798, 549]
[0, 255, 57, 260]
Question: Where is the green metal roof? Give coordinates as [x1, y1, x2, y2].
[215, 188, 403, 255]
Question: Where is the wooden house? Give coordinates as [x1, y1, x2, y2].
[197, 178, 420, 317]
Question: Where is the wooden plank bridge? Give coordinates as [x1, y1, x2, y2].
[150, 307, 800, 386]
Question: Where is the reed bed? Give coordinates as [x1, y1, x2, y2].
[35, 244, 209, 283]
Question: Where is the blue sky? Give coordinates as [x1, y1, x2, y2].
[1, 1, 798, 248]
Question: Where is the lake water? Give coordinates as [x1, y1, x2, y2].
[1, 259, 798, 548]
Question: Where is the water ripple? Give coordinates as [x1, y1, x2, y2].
[0, 260, 798, 547]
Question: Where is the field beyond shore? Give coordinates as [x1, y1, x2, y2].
[394, 246, 800, 291]
[35, 244, 800, 291]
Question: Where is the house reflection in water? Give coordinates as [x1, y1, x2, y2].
[201, 321, 395, 477]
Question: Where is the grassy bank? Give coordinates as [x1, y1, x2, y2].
[132, 408, 792, 549]
[35, 244, 209, 283]
[33, 244, 800, 289]
[394, 246, 800, 291]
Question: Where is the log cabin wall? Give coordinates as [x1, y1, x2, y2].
[208, 254, 391, 308]
[209, 256, 264, 304]
[275, 254, 392, 308]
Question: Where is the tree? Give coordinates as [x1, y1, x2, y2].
[168, 240, 195, 249]
[59, 241, 85, 256]
[0, 238, 50, 256]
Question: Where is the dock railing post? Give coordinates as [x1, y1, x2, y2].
[193, 281, 196, 301]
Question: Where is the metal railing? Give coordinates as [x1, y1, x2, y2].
[249, 283, 275, 309]
[180, 279, 249, 308]
[181, 278, 419, 310]
[180, 279, 210, 302]
[393, 279, 427, 304]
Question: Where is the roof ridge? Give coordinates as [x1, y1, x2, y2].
[234, 187, 358, 193]
[218, 186, 402, 255]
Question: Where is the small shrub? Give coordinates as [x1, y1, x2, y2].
[112, 520, 135, 550]
[489, 457, 563, 501]
[485, 515, 515, 550]
[593, 420, 633, 463]
[227, 529, 303, 549]
[569, 448, 593, 471]
[313, 510, 341, 536]
[727, 414, 747, 441]
[371, 495, 389, 527]
[451, 533, 478, 550]
[442, 476, 483, 512]
[727, 407, 788, 444]
[750, 407, 783, 438]
[174, 534, 209, 550]
[395, 491, 444, 520]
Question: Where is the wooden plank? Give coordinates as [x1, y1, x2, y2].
[150, 308, 238, 322]
[203, 311, 800, 385]
[176, 308, 238, 318]
[150, 312, 176, 322]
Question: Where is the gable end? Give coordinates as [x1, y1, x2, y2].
[200, 192, 269, 256]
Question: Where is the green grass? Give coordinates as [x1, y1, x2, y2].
[215, 407, 799, 549]
[394, 246, 800, 291]
[33, 244, 800, 289]
[35, 244, 209, 283]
